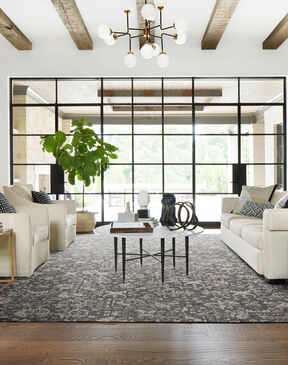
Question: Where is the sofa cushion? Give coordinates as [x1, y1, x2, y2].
[32, 191, 52, 204]
[241, 225, 263, 250]
[33, 225, 49, 245]
[239, 200, 274, 218]
[229, 217, 262, 236]
[233, 185, 277, 214]
[274, 193, 288, 209]
[66, 214, 76, 228]
[221, 213, 251, 229]
[10, 184, 33, 201]
[0, 193, 15, 213]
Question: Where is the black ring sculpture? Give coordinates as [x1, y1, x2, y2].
[164, 201, 199, 231]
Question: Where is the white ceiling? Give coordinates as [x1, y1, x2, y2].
[0, 0, 288, 52]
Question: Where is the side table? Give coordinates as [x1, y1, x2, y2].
[0, 229, 14, 292]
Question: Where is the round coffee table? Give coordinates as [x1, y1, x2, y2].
[95, 224, 204, 282]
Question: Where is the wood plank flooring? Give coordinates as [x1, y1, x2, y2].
[0, 323, 288, 364]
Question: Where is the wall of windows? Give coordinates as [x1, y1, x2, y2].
[10, 77, 286, 226]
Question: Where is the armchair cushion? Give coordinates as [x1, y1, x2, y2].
[10, 184, 33, 201]
[0, 193, 15, 213]
[32, 191, 52, 204]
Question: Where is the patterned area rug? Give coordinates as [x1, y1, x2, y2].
[0, 234, 287, 322]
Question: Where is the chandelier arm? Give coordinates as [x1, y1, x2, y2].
[162, 32, 174, 38]
[159, 8, 163, 30]
[113, 31, 129, 35]
[161, 34, 164, 51]
[130, 34, 144, 39]
[129, 34, 132, 52]
[161, 25, 174, 31]
[114, 33, 129, 38]
[149, 24, 161, 31]
[126, 10, 129, 31]
[129, 27, 145, 31]
[153, 35, 162, 39]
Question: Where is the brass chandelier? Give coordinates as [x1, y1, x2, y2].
[97, 0, 188, 68]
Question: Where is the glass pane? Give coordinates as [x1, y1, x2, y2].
[133, 79, 162, 103]
[241, 135, 284, 163]
[247, 165, 284, 188]
[164, 136, 192, 163]
[13, 106, 55, 135]
[195, 195, 226, 222]
[195, 106, 238, 134]
[103, 135, 132, 164]
[194, 78, 238, 103]
[164, 105, 192, 134]
[196, 165, 233, 193]
[134, 165, 162, 193]
[164, 79, 192, 103]
[103, 105, 131, 134]
[82, 194, 101, 214]
[64, 176, 101, 195]
[13, 136, 55, 164]
[58, 79, 101, 103]
[12, 80, 56, 104]
[134, 107, 162, 134]
[104, 165, 132, 193]
[134, 136, 162, 163]
[240, 78, 284, 103]
[58, 106, 101, 135]
[196, 136, 237, 163]
[104, 194, 133, 221]
[241, 106, 284, 135]
[13, 165, 51, 192]
[103, 79, 131, 103]
[164, 165, 192, 193]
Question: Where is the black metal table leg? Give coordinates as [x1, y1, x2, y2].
[114, 237, 118, 272]
[185, 236, 189, 276]
[122, 237, 126, 282]
[172, 237, 176, 268]
[161, 238, 165, 282]
[140, 238, 143, 266]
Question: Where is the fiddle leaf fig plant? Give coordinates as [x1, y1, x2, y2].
[40, 118, 118, 188]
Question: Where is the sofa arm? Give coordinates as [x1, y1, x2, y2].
[263, 209, 288, 231]
[221, 197, 239, 214]
[52, 200, 76, 214]
[13, 203, 49, 230]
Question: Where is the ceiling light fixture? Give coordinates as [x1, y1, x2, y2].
[97, 0, 188, 68]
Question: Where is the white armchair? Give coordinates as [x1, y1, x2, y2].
[0, 204, 50, 277]
[3, 185, 76, 251]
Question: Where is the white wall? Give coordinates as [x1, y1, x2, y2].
[0, 44, 288, 188]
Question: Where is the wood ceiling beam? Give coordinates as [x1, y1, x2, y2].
[0, 9, 32, 50]
[263, 13, 288, 49]
[51, 0, 92, 50]
[104, 89, 222, 97]
[201, 0, 240, 50]
[136, 0, 154, 48]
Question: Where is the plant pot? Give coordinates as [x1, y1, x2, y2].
[76, 212, 97, 233]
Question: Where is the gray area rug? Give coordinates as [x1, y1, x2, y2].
[0, 234, 287, 322]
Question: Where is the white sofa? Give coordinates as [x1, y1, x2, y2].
[221, 190, 288, 282]
[0, 204, 50, 277]
[4, 185, 76, 251]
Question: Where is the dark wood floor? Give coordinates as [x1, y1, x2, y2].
[0, 323, 288, 364]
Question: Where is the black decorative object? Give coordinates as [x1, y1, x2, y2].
[50, 164, 65, 194]
[160, 193, 176, 226]
[137, 209, 150, 218]
[164, 201, 198, 231]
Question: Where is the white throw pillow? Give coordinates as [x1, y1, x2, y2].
[274, 194, 288, 209]
[233, 185, 277, 214]
[11, 184, 33, 201]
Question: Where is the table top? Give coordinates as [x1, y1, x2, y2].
[95, 224, 204, 238]
[0, 229, 12, 237]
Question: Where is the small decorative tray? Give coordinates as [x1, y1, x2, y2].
[110, 222, 153, 233]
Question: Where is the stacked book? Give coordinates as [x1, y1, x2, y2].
[138, 217, 159, 227]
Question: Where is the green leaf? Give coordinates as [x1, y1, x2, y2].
[109, 153, 118, 159]
[55, 131, 66, 146]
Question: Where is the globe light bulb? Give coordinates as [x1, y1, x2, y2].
[174, 18, 188, 32]
[124, 52, 137, 68]
[97, 24, 111, 39]
[175, 32, 187, 45]
[152, 43, 160, 56]
[141, 4, 156, 21]
[122, 0, 133, 12]
[104, 34, 116, 46]
[154, 0, 167, 8]
[157, 52, 169, 67]
[140, 43, 154, 59]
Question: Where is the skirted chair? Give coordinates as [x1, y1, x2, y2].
[4, 185, 76, 251]
[0, 203, 50, 277]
